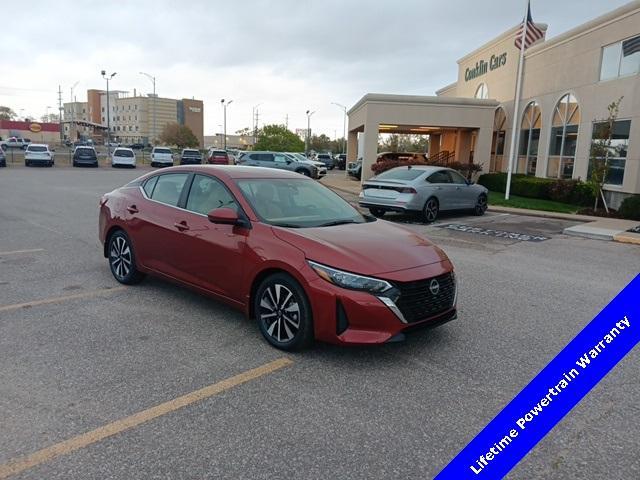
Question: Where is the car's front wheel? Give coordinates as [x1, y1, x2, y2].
[369, 207, 386, 218]
[254, 273, 314, 351]
[474, 193, 488, 216]
[297, 169, 311, 177]
[422, 197, 439, 223]
[108, 230, 145, 285]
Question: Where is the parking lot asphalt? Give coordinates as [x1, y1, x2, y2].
[0, 166, 638, 479]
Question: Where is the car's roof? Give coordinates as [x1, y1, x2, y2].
[381, 165, 447, 174]
[114, 147, 134, 151]
[28, 143, 48, 147]
[146, 165, 307, 180]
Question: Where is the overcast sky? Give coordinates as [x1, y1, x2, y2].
[0, 0, 631, 137]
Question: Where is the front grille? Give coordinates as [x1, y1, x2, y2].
[394, 272, 455, 323]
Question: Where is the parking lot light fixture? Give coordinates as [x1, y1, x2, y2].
[139, 72, 156, 145]
[221, 99, 233, 150]
[305, 110, 315, 155]
[331, 102, 347, 155]
[101, 70, 117, 156]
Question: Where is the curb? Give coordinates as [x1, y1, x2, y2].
[487, 206, 597, 222]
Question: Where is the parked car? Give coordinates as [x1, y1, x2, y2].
[111, 147, 136, 168]
[150, 147, 174, 168]
[127, 143, 150, 150]
[284, 152, 327, 178]
[99, 166, 457, 350]
[24, 144, 55, 167]
[376, 152, 428, 164]
[0, 148, 6, 167]
[347, 159, 362, 179]
[73, 139, 94, 148]
[237, 151, 318, 178]
[107, 141, 121, 148]
[206, 149, 229, 165]
[1, 137, 30, 150]
[315, 153, 335, 170]
[334, 154, 347, 170]
[358, 165, 488, 222]
[181, 149, 203, 165]
[72, 146, 99, 167]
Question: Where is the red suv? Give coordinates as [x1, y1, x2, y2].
[99, 166, 457, 350]
[206, 149, 230, 165]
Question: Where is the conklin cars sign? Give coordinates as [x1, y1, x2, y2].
[464, 52, 507, 82]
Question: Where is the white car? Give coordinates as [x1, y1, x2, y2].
[24, 144, 54, 167]
[111, 147, 136, 168]
[150, 147, 174, 168]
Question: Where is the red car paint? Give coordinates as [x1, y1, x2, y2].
[99, 165, 456, 345]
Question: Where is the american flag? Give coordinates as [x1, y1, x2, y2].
[514, 2, 545, 50]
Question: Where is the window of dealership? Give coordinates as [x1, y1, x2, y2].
[347, 2, 640, 205]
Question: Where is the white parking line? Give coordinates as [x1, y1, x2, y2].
[0, 248, 45, 256]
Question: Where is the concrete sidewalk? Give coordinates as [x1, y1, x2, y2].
[319, 174, 640, 245]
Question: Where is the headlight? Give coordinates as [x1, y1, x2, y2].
[307, 260, 393, 294]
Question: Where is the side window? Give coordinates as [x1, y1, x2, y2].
[185, 174, 239, 215]
[150, 173, 189, 207]
[447, 170, 468, 184]
[259, 153, 274, 162]
[274, 154, 288, 163]
[426, 171, 452, 184]
[143, 176, 158, 197]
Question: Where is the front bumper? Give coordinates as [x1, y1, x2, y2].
[305, 261, 456, 345]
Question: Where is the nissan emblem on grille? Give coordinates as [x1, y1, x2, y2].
[429, 279, 440, 295]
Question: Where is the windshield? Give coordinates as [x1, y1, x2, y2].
[155, 148, 172, 154]
[236, 178, 369, 228]
[115, 150, 134, 157]
[374, 168, 425, 181]
[290, 153, 308, 162]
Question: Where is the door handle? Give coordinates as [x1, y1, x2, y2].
[174, 221, 190, 231]
[127, 205, 139, 214]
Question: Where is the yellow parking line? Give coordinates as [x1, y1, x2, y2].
[0, 287, 127, 313]
[0, 248, 45, 256]
[0, 357, 293, 479]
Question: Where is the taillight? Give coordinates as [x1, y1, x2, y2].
[398, 187, 417, 194]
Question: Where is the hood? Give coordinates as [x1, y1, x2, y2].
[272, 220, 448, 276]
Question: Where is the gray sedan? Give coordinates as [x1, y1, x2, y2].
[358, 165, 488, 222]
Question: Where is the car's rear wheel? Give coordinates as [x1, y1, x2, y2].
[474, 193, 488, 216]
[369, 207, 386, 218]
[254, 273, 313, 351]
[108, 230, 145, 285]
[422, 197, 439, 223]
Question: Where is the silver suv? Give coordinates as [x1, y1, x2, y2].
[237, 151, 319, 178]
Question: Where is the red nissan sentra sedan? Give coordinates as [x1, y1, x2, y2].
[99, 166, 457, 350]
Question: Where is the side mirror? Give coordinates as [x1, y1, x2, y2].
[466, 179, 474, 185]
[207, 207, 245, 227]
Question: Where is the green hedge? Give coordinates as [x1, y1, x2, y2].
[478, 173, 594, 206]
[619, 195, 640, 220]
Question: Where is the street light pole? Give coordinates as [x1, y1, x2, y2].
[221, 99, 233, 150]
[305, 110, 315, 156]
[140, 72, 156, 145]
[70, 81, 79, 141]
[101, 70, 117, 155]
[252, 103, 262, 145]
[331, 102, 347, 155]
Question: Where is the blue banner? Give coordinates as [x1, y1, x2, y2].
[435, 274, 640, 480]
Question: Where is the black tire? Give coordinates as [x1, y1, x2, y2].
[107, 230, 145, 285]
[422, 197, 439, 223]
[369, 207, 386, 218]
[73, 160, 77, 167]
[474, 193, 488, 216]
[296, 169, 311, 177]
[254, 273, 314, 351]
[25, 160, 29, 167]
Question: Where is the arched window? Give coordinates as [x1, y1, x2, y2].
[547, 93, 580, 179]
[475, 83, 489, 99]
[490, 107, 507, 172]
[518, 101, 541, 175]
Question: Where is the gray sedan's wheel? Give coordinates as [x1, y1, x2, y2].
[255, 273, 313, 351]
[422, 197, 439, 223]
[108, 230, 145, 285]
[297, 169, 311, 177]
[474, 193, 488, 216]
[369, 207, 386, 218]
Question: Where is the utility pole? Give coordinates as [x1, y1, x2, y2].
[221, 99, 233, 150]
[331, 102, 347, 155]
[102, 70, 117, 155]
[252, 103, 261, 146]
[70, 81, 79, 141]
[285, 114, 289, 129]
[140, 72, 156, 145]
[305, 110, 315, 155]
[58, 85, 63, 143]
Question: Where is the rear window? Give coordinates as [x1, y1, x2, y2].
[183, 150, 200, 155]
[211, 150, 227, 156]
[77, 147, 95, 154]
[317, 154, 330, 159]
[375, 168, 424, 181]
[154, 148, 172, 154]
[28, 146, 47, 152]
[115, 150, 134, 157]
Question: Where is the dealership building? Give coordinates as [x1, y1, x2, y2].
[347, 1, 640, 206]
[63, 89, 204, 147]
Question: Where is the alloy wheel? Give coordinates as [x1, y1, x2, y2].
[258, 283, 301, 343]
[423, 198, 439, 222]
[110, 235, 132, 280]
[475, 194, 488, 215]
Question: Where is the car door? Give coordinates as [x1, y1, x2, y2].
[425, 170, 456, 210]
[447, 170, 477, 208]
[129, 172, 192, 276]
[273, 153, 291, 171]
[170, 174, 248, 302]
[256, 152, 274, 169]
[243, 153, 261, 166]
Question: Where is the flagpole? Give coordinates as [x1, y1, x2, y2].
[505, 1, 530, 200]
